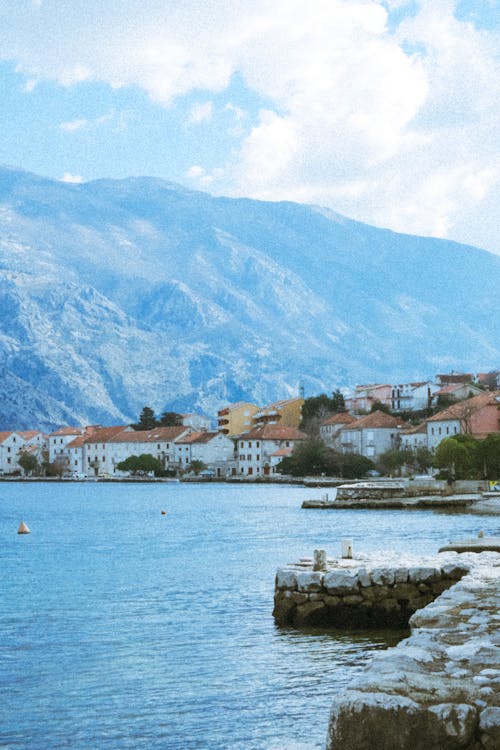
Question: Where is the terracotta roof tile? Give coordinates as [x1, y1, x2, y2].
[239, 424, 307, 441]
[322, 412, 356, 426]
[342, 410, 407, 431]
[427, 391, 500, 422]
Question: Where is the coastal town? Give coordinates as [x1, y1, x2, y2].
[2, 369, 499, 481]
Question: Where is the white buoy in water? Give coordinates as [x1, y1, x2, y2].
[17, 520, 30, 534]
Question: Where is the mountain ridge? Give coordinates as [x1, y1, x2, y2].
[0, 165, 499, 429]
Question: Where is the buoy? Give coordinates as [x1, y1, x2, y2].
[161, 510, 166, 515]
[17, 520, 30, 534]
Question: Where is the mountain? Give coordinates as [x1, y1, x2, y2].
[0, 165, 499, 430]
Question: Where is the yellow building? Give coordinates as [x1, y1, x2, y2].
[217, 402, 259, 436]
[252, 397, 304, 429]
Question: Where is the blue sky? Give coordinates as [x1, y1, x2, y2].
[0, 0, 498, 254]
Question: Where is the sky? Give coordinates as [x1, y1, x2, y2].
[0, 0, 499, 255]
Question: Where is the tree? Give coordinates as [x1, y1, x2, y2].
[415, 446, 434, 473]
[159, 411, 183, 426]
[116, 453, 163, 476]
[18, 451, 39, 476]
[188, 460, 207, 475]
[434, 438, 474, 480]
[300, 392, 346, 436]
[370, 400, 391, 414]
[377, 448, 414, 477]
[477, 433, 500, 479]
[131, 406, 158, 431]
[336, 453, 375, 479]
[277, 438, 338, 477]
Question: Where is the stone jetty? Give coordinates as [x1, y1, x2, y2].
[273, 552, 471, 629]
[302, 481, 478, 509]
[273, 550, 499, 749]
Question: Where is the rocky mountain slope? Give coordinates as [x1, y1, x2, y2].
[1, 166, 499, 429]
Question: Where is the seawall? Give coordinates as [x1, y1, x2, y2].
[273, 551, 499, 749]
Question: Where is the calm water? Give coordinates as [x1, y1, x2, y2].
[1, 482, 498, 750]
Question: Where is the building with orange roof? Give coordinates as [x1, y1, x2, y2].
[236, 423, 307, 477]
[81, 425, 191, 476]
[425, 390, 500, 450]
[339, 411, 408, 459]
[320, 412, 356, 448]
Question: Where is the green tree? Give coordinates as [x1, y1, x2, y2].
[370, 400, 392, 414]
[478, 433, 500, 479]
[116, 453, 163, 476]
[159, 411, 183, 426]
[18, 451, 39, 476]
[377, 448, 414, 476]
[188, 460, 207, 475]
[300, 392, 346, 436]
[336, 453, 375, 479]
[415, 446, 434, 473]
[434, 437, 475, 480]
[277, 438, 338, 477]
[131, 406, 158, 431]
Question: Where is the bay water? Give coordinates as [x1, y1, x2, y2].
[1, 482, 497, 750]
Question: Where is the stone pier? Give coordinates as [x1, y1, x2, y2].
[273, 553, 470, 629]
[273, 551, 499, 749]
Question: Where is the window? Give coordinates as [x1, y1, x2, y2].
[247, 454, 251, 460]
[248, 442, 251, 448]
[256, 441, 260, 448]
[256, 455, 260, 461]
[240, 441, 244, 448]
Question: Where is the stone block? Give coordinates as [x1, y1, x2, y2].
[409, 567, 442, 584]
[394, 567, 409, 583]
[479, 706, 500, 749]
[323, 595, 341, 607]
[343, 594, 364, 606]
[296, 570, 323, 592]
[291, 592, 308, 604]
[371, 567, 395, 586]
[294, 600, 327, 627]
[441, 562, 470, 580]
[392, 583, 417, 601]
[276, 568, 298, 590]
[324, 569, 359, 594]
[357, 567, 372, 587]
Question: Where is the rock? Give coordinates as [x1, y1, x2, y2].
[275, 568, 297, 590]
[296, 570, 323, 592]
[479, 707, 500, 749]
[323, 569, 359, 594]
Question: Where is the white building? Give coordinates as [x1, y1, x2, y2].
[339, 411, 407, 459]
[0, 430, 48, 474]
[320, 413, 356, 448]
[174, 431, 235, 473]
[237, 424, 307, 477]
[82, 425, 191, 476]
[49, 426, 88, 466]
[390, 382, 439, 412]
[400, 423, 428, 451]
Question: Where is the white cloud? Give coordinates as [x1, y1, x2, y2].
[186, 165, 205, 179]
[59, 172, 84, 183]
[188, 101, 213, 124]
[60, 118, 89, 132]
[1, 0, 499, 251]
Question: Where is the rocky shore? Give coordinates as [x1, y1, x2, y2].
[273, 550, 499, 749]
